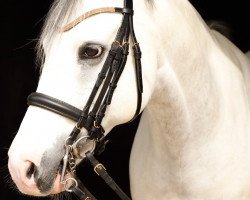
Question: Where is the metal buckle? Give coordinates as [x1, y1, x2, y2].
[94, 164, 106, 176]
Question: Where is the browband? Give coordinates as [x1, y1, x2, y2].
[62, 7, 134, 32]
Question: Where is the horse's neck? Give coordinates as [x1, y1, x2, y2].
[136, 0, 250, 149]
[137, 0, 223, 144]
[130, 1, 250, 198]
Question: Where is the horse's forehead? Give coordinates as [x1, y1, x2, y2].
[44, 2, 123, 46]
[80, 0, 122, 12]
[62, 7, 118, 32]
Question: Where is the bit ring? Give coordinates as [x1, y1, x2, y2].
[64, 177, 78, 192]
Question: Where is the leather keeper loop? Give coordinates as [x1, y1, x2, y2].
[85, 112, 96, 130]
[115, 8, 134, 15]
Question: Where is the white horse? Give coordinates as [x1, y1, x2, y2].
[8, 0, 250, 199]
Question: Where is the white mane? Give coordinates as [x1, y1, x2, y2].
[36, 0, 82, 65]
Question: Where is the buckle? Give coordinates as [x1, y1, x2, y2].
[94, 164, 106, 176]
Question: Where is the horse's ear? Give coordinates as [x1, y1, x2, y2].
[207, 20, 232, 40]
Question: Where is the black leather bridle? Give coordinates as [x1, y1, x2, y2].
[27, 0, 142, 199]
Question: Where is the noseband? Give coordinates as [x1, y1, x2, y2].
[27, 0, 142, 199]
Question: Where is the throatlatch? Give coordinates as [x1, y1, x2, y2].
[28, 0, 142, 199]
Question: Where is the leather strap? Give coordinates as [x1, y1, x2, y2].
[86, 151, 131, 200]
[27, 92, 82, 122]
[71, 177, 97, 200]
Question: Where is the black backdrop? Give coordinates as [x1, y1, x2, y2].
[0, 1, 249, 200]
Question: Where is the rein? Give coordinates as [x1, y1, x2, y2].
[27, 0, 142, 199]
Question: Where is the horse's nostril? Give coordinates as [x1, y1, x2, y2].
[26, 162, 36, 179]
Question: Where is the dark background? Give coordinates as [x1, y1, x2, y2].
[0, 1, 249, 200]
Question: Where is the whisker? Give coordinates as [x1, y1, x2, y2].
[13, 39, 40, 51]
[0, 165, 19, 193]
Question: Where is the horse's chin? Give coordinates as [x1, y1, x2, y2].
[48, 173, 66, 195]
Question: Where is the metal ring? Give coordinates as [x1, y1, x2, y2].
[75, 123, 82, 131]
[90, 140, 96, 154]
[64, 178, 78, 192]
[74, 135, 89, 145]
[72, 136, 96, 158]
[65, 137, 73, 146]
[94, 121, 100, 128]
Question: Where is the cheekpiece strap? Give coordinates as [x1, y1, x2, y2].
[86, 151, 131, 200]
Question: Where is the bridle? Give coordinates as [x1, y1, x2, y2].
[27, 0, 142, 199]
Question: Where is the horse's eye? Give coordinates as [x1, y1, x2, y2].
[79, 44, 104, 60]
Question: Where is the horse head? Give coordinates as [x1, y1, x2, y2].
[8, 0, 156, 196]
